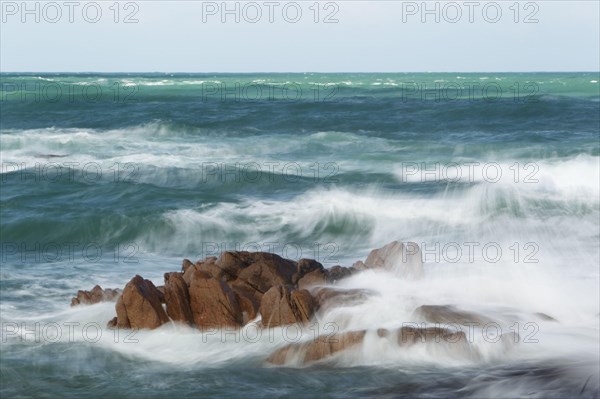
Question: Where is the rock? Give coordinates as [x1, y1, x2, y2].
[115, 294, 130, 328]
[188, 270, 242, 328]
[215, 251, 256, 279]
[293, 259, 325, 284]
[413, 305, 494, 326]
[182, 257, 219, 285]
[396, 326, 467, 346]
[268, 325, 477, 365]
[197, 258, 225, 280]
[235, 291, 259, 324]
[297, 268, 327, 289]
[156, 286, 166, 303]
[231, 253, 297, 304]
[325, 265, 354, 283]
[363, 241, 423, 278]
[313, 287, 375, 311]
[164, 272, 194, 325]
[267, 330, 366, 365]
[107, 317, 118, 329]
[182, 258, 194, 273]
[70, 285, 122, 306]
[119, 275, 169, 329]
[182, 263, 198, 285]
[259, 285, 315, 327]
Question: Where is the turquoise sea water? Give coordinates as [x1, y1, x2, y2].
[1, 73, 599, 398]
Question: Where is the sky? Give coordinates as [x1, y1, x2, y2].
[1, 0, 599, 72]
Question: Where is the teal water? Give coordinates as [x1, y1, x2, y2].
[1, 73, 599, 398]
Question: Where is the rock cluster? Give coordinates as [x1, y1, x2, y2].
[71, 241, 514, 365]
[71, 285, 121, 306]
[104, 251, 367, 330]
[74, 241, 424, 330]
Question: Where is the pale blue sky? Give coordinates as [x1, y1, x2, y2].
[1, 1, 598, 72]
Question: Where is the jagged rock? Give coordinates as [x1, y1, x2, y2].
[293, 259, 325, 284]
[413, 305, 494, 326]
[237, 252, 297, 289]
[182, 257, 219, 285]
[230, 252, 297, 305]
[259, 285, 315, 327]
[70, 285, 121, 306]
[298, 268, 327, 289]
[118, 275, 169, 329]
[188, 270, 242, 328]
[164, 272, 194, 325]
[363, 241, 423, 278]
[182, 258, 194, 273]
[267, 330, 366, 365]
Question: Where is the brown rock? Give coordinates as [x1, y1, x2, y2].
[293, 259, 325, 284]
[215, 251, 255, 279]
[267, 330, 366, 365]
[182, 258, 194, 273]
[396, 326, 467, 346]
[239, 252, 297, 288]
[182, 263, 198, 285]
[363, 241, 423, 278]
[107, 317, 118, 329]
[164, 272, 194, 325]
[188, 270, 242, 328]
[70, 285, 122, 306]
[196, 258, 225, 280]
[235, 291, 258, 324]
[115, 294, 130, 328]
[297, 268, 327, 289]
[156, 286, 166, 303]
[260, 285, 315, 327]
[120, 275, 169, 329]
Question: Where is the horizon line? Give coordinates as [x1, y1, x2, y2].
[1, 71, 599, 74]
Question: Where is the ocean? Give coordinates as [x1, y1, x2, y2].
[1, 72, 599, 398]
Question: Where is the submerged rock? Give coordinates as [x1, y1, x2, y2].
[267, 330, 367, 365]
[413, 305, 495, 326]
[313, 287, 375, 311]
[268, 325, 477, 366]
